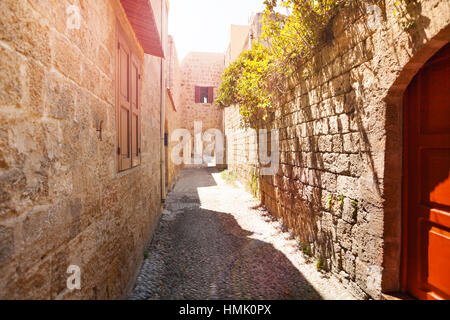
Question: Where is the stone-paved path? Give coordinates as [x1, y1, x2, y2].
[129, 167, 357, 300]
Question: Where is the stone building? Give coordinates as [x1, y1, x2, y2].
[164, 35, 183, 192]
[225, 25, 250, 67]
[224, 13, 265, 67]
[178, 52, 225, 165]
[224, 1, 450, 300]
[0, 0, 182, 299]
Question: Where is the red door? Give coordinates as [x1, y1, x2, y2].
[403, 43, 450, 300]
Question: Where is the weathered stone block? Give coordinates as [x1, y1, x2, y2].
[337, 175, 359, 200]
[321, 172, 338, 193]
[349, 154, 363, 176]
[44, 73, 76, 120]
[318, 135, 333, 152]
[342, 250, 356, 280]
[338, 113, 350, 133]
[355, 258, 382, 299]
[0, 0, 51, 65]
[0, 225, 14, 263]
[342, 197, 357, 224]
[25, 58, 46, 116]
[52, 32, 83, 84]
[15, 258, 51, 299]
[337, 220, 353, 250]
[0, 46, 23, 106]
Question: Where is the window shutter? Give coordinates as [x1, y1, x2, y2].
[131, 56, 141, 167]
[117, 34, 131, 171]
[208, 87, 214, 104]
[137, 72, 141, 165]
[195, 86, 200, 103]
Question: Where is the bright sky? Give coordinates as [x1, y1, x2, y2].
[168, 0, 266, 60]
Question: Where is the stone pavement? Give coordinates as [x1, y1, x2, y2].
[129, 167, 358, 300]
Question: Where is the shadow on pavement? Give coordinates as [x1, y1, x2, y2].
[140, 167, 323, 300]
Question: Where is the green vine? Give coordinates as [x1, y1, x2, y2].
[215, 43, 274, 127]
[302, 243, 313, 257]
[316, 257, 327, 271]
[394, 0, 419, 31]
[215, 0, 343, 127]
[326, 194, 334, 210]
[216, 0, 417, 126]
[248, 168, 260, 197]
[337, 194, 344, 208]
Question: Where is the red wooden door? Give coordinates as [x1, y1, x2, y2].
[403, 43, 450, 300]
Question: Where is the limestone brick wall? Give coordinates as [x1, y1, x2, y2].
[0, 0, 165, 299]
[165, 36, 183, 189]
[224, 0, 450, 299]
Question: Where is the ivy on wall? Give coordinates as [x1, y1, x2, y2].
[215, 43, 274, 128]
[215, 0, 344, 127]
[394, 0, 420, 31]
[215, 0, 417, 127]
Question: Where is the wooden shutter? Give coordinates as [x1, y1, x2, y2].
[117, 31, 132, 171]
[208, 87, 214, 103]
[131, 55, 141, 167]
[116, 23, 142, 172]
[195, 86, 200, 103]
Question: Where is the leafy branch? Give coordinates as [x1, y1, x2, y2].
[215, 0, 343, 127]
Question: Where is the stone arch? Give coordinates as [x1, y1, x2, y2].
[381, 25, 450, 295]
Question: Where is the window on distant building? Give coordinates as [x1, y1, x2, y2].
[195, 86, 214, 104]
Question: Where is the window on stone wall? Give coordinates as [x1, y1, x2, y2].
[195, 86, 214, 104]
[116, 23, 141, 172]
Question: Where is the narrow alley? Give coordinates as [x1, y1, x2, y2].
[1, 0, 449, 303]
[129, 168, 356, 300]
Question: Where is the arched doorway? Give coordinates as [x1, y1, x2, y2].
[402, 42, 450, 300]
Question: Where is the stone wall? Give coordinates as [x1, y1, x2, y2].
[224, 0, 450, 299]
[165, 36, 183, 189]
[0, 0, 166, 299]
[179, 52, 225, 164]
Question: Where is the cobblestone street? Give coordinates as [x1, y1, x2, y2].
[129, 168, 357, 300]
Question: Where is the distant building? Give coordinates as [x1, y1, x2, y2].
[225, 25, 250, 67]
[225, 13, 266, 67]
